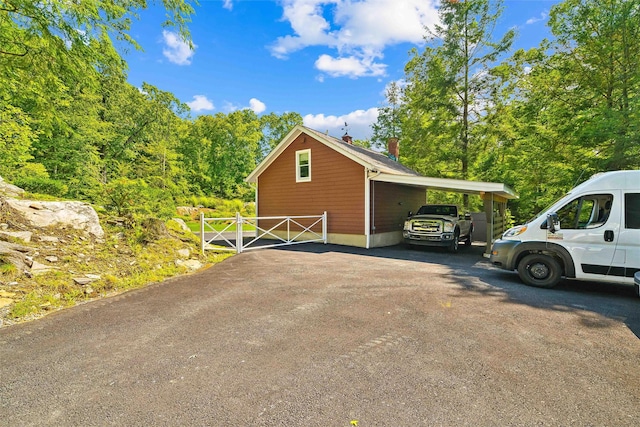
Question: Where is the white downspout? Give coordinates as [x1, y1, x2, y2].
[365, 168, 370, 249]
[365, 169, 381, 249]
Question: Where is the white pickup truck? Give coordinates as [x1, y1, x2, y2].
[403, 204, 473, 253]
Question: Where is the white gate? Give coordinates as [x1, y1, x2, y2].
[201, 212, 327, 254]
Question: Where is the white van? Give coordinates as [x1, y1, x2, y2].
[490, 170, 640, 295]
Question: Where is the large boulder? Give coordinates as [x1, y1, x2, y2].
[1, 198, 104, 238]
[0, 176, 24, 198]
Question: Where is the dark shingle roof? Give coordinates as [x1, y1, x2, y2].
[305, 127, 421, 177]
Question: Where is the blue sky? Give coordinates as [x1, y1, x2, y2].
[125, 0, 561, 140]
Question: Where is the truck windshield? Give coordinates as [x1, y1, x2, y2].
[417, 206, 457, 216]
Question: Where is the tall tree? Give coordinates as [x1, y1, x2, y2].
[258, 112, 303, 161]
[547, 0, 640, 171]
[371, 81, 402, 152]
[0, 0, 196, 199]
[402, 0, 515, 206]
[0, 0, 195, 120]
[477, 0, 640, 221]
[186, 111, 261, 199]
[0, 104, 35, 179]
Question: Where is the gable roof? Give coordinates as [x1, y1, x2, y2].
[246, 125, 420, 184]
[246, 124, 518, 200]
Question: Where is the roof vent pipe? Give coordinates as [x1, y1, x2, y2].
[342, 134, 353, 144]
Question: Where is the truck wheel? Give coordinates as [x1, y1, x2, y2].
[448, 232, 459, 253]
[517, 254, 561, 288]
[464, 231, 472, 247]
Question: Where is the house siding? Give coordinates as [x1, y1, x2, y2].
[370, 181, 425, 234]
[258, 134, 365, 235]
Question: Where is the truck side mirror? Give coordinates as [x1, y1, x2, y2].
[407, 211, 413, 218]
[546, 213, 559, 233]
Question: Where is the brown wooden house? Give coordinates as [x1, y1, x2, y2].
[246, 125, 517, 249]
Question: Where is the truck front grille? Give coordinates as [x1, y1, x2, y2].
[413, 220, 441, 232]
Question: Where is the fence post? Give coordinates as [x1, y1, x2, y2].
[323, 211, 327, 244]
[200, 212, 205, 255]
[236, 212, 243, 253]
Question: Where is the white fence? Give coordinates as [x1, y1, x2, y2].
[201, 212, 327, 254]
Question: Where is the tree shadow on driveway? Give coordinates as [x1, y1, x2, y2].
[274, 242, 640, 339]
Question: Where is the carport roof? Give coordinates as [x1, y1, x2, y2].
[370, 173, 518, 200]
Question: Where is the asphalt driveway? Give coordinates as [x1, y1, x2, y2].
[1, 243, 639, 426]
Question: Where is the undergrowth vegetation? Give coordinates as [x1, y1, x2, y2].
[0, 213, 233, 326]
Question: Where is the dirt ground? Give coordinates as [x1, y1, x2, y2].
[1, 243, 639, 426]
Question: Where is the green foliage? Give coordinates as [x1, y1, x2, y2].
[371, 81, 402, 151]
[471, 0, 640, 221]
[181, 110, 262, 200]
[401, 0, 515, 209]
[11, 162, 49, 180]
[2, 0, 639, 228]
[12, 176, 69, 198]
[102, 178, 176, 219]
[258, 111, 303, 161]
[0, 104, 36, 177]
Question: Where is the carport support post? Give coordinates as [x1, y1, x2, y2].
[483, 193, 494, 256]
[236, 212, 243, 254]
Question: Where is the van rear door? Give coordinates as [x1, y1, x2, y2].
[615, 192, 640, 282]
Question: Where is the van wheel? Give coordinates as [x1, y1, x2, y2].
[517, 254, 561, 288]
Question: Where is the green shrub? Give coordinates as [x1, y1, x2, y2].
[102, 178, 176, 220]
[12, 176, 68, 197]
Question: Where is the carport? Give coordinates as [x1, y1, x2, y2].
[368, 173, 518, 253]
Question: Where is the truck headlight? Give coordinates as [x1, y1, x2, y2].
[404, 221, 412, 231]
[443, 221, 454, 233]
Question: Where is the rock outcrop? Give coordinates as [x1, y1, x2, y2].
[0, 198, 104, 238]
[0, 176, 105, 275]
[0, 176, 24, 198]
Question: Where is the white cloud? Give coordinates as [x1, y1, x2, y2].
[270, 1, 335, 59]
[222, 101, 239, 112]
[526, 12, 548, 25]
[222, 0, 233, 10]
[162, 30, 196, 65]
[187, 95, 214, 112]
[270, 0, 439, 78]
[303, 108, 380, 140]
[223, 98, 267, 114]
[315, 54, 386, 78]
[249, 98, 267, 114]
[332, 0, 438, 48]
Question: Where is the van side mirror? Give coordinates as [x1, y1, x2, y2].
[546, 213, 559, 233]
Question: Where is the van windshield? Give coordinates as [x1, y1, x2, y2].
[526, 195, 567, 224]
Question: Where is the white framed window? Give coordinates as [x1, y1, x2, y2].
[296, 149, 311, 182]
